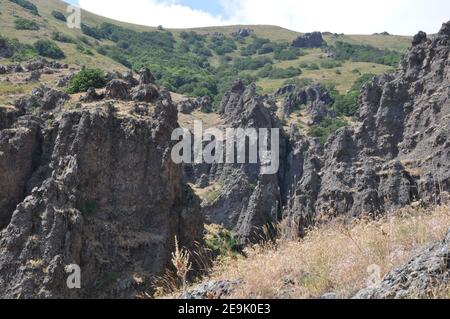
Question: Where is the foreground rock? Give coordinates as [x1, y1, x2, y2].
[354, 228, 450, 299]
[0, 87, 203, 298]
[181, 280, 241, 299]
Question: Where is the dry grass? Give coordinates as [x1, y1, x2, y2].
[197, 204, 450, 299]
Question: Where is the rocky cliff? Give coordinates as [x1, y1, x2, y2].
[0, 81, 202, 298]
[188, 21, 449, 238]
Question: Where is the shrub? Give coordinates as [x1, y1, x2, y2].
[51, 32, 74, 43]
[34, 40, 65, 59]
[76, 44, 94, 56]
[274, 47, 303, 61]
[51, 10, 66, 22]
[9, 0, 38, 15]
[67, 68, 106, 94]
[234, 56, 273, 70]
[81, 23, 104, 40]
[14, 18, 39, 30]
[308, 63, 320, 70]
[333, 41, 402, 67]
[204, 224, 242, 258]
[320, 60, 343, 69]
[309, 117, 348, 144]
[257, 65, 302, 79]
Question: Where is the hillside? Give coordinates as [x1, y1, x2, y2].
[0, 0, 412, 104]
[0, 0, 448, 300]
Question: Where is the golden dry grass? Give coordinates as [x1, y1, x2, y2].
[193, 204, 450, 299]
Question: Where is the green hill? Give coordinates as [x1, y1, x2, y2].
[0, 0, 413, 104]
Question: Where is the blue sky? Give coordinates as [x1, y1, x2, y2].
[65, 0, 450, 35]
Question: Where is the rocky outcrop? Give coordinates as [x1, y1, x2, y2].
[354, 228, 450, 299]
[0, 87, 203, 298]
[282, 85, 334, 123]
[0, 37, 13, 58]
[292, 32, 324, 48]
[232, 28, 253, 38]
[189, 22, 450, 239]
[105, 79, 130, 100]
[14, 86, 69, 111]
[283, 22, 450, 226]
[177, 96, 212, 114]
[186, 80, 287, 239]
[181, 280, 241, 299]
[80, 87, 104, 102]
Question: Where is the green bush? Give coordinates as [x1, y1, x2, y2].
[14, 18, 39, 30]
[51, 10, 66, 22]
[308, 63, 320, 70]
[9, 0, 38, 15]
[67, 69, 107, 94]
[257, 65, 302, 79]
[274, 47, 303, 61]
[76, 44, 94, 56]
[333, 41, 402, 67]
[234, 56, 273, 70]
[309, 117, 348, 145]
[34, 40, 65, 59]
[320, 60, 343, 69]
[204, 224, 242, 257]
[51, 32, 74, 43]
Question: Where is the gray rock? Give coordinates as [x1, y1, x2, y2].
[80, 87, 104, 102]
[106, 79, 130, 100]
[0, 93, 203, 298]
[181, 280, 241, 299]
[354, 229, 450, 299]
[292, 32, 324, 48]
[138, 67, 156, 85]
[130, 84, 160, 102]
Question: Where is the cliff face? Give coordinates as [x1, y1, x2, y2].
[284, 21, 449, 223]
[0, 89, 202, 298]
[188, 21, 450, 237]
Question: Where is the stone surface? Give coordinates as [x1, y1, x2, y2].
[354, 229, 450, 299]
[292, 32, 324, 48]
[0, 87, 203, 298]
[181, 280, 241, 299]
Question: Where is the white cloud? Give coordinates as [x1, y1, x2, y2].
[78, 0, 228, 28]
[78, 0, 450, 35]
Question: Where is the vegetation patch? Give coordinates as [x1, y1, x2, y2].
[34, 40, 65, 59]
[333, 41, 402, 66]
[14, 18, 39, 31]
[67, 68, 107, 94]
[309, 117, 348, 144]
[9, 0, 39, 15]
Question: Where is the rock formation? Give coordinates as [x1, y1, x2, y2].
[292, 32, 324, 48]
[0, 83, 203, 298]
[283, 21, 450, 226]
[188, 21, 450, 239]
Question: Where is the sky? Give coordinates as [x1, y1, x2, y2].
[66, 0, 450, 35]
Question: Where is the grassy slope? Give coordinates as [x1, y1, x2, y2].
[162, 203, 450, 299]
[0, 0, 412, 95]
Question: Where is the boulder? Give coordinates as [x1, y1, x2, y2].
[130, 84, 160, 102]
[138, 67, 156, 85]
[80, 87, 104, 102]
[106, 79, 130, 100]
[292, 32, 324, 48]
[354, 229, 450, 299]
[181, 280, 241, 299]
